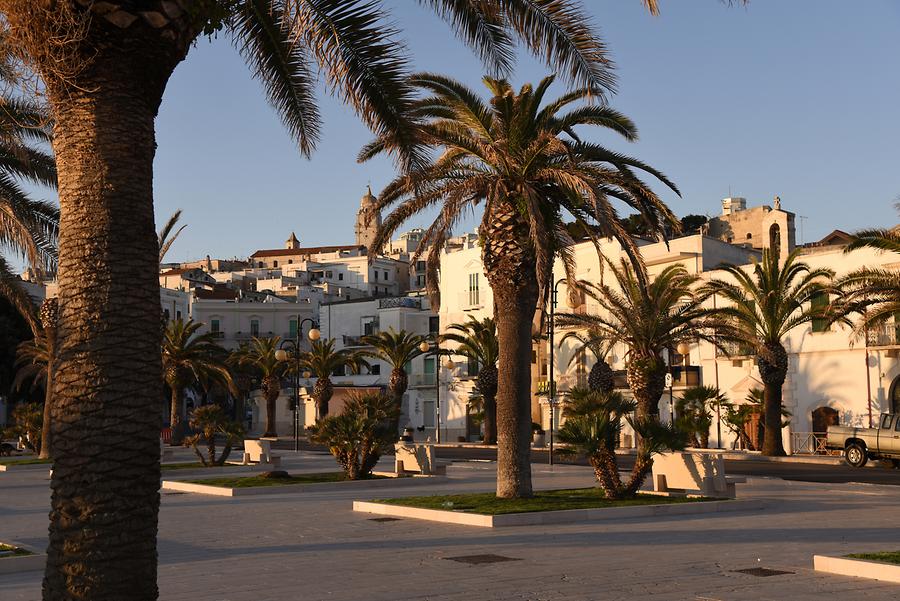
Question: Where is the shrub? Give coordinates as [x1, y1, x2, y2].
[310, 392, 399, 480]
[3, 402, 42, 453]
[184, 404, 244, 466]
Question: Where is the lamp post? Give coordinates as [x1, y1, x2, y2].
[276, 317, 320, 452]
[547, 275, 566, 466]
[419, 339, 455, 444]
[669, 341, 692, 426]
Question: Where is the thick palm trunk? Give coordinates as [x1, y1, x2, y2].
[315, 377, 333, 418]
[758, 342, 788, 456]
[169, 386, 184, 445]
[39, 301, 58, 459]
[263, 390, 278, 438]
[389, 368, 407, 436]
[626, 354, 666, 458]
[589, 449, 623, 499]
[22, 7, 195, 599]
[38, 365, 53, 459]
[482, 200, 538, 499]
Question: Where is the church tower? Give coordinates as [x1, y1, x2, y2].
[285, 232, 300, 250]
[355, 186, 382, 251]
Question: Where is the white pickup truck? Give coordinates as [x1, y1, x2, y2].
[825, 413, 900, 468]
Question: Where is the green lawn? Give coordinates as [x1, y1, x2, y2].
[377, 488, 709, 515]
[847, 551, 900, 565]
[0, 543, 33, 558]
[161, 462, 229, 471]
[0, 457, 51, 466]
[183, 472, 388, 488]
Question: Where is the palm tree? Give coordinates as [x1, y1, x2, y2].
[0, 6, 614, 592]
[158, 209, 186, 263]
[674, 385, 729, 449]
[559, 329, 615, 393]
[701, 249, 833, 456]
[299, 338, 366, 419]
[232, 336, 289, 438]
[556, 260, 716, 471]
[162, 319, 234, 445]
[184, 405, 244, 467]
[358, 328, 427, 435]
[12, 298, 58, 459]
[440, 317, 500, 444]
[832, 216, 900, 337]
[365, 75, 677, 498]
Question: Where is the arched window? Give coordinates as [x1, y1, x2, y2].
[769, 223, 781, 257]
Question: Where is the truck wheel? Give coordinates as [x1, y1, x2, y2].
[845, 443, 868, 468]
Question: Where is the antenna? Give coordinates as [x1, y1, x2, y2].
[798, 215, 808, 245]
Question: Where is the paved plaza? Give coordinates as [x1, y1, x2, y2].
[2, 451, 899, 601]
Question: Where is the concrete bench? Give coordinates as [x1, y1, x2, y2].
[651, 451, 746, 499]
[160, 441, 174, 462]
[394, 443, 447, 475]
[242, 439, 282, 468]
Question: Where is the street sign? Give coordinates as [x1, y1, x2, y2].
[665, 373, 673, 388]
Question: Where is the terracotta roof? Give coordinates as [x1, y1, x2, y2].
[160, 267, 196, 276]
[251, 244, 363, 258]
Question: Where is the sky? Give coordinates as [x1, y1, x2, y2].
[19, 1, 900, 265]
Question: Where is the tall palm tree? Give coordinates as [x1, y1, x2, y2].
[299, 338, 366, 419]
[701, 249, 833, 456]
[358, 327, 427, 434]
[0, 5, 613, 593]
[162, 319, 234, 445]
[365, 75, 677, 498]
[232, 336, 289, 438]
[157, 209, 186, 263]
[440, 316, 500, 444]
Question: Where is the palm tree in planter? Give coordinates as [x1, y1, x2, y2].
[555, 259, 717, 470]
[358, 328, 427, 435]
[232, 336, 289, 438]
[440, 317, 500, 444]
[162, 319, 234, 445]
[557, 387, 687, 499]
[0, 1, 618, 594]
[364, 75, 678, 497]
[701, 249, 833, 456]
[184, 405, 245, 467]
[674, 385, 729, 449]
[298, 339, 366, 419]
[558, 329, 616, 393]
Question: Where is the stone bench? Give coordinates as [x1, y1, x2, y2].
[394, 443, 447, 475]
[242, 439, 282, 468]
[651, 451, 746, 499]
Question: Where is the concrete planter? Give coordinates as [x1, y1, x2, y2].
[814, 555, 900, 584]
[353, 498, 764, 528]
[0, 542, 44, 574]
[161, 472, 445, 497]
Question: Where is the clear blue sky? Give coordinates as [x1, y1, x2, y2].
[33, 1, 900, 264]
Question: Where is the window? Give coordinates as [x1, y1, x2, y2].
[384, 271, 389, 280]
[338, 273, 344, 281]
[467, 356, 480, 377]
[289, 319, 298, 338]
[417, 275, 425, 286]
[769, 223, 782, 257]
[746, 233, 752, 240]
[250, 319, 260, 336]
[326, 270, 333, 279]
[211, 319, 220, 334]
[424, 356, 435, 385]
[163, 309, 170, 321]
[176, 310, 182, 320]
[370, 364, 381, 376]
[416, 260, 426, 272]
[258, 262, 263, 268]
[374, 270, 379, 280]
[273, 260, 279, 268]
[332, 365, 346, 377]
[429, 316, 440, 335]
[811, 293, 829, 333]
[288, 259, 293, 264]
[363, 318, 377, 336]
[881, 414, 893, 429]
[468, 273, 480, 306]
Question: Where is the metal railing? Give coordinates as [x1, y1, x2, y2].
[791, 432, 839, 455]
[866, 323, 900, 347]
[378, 297, 422, 310]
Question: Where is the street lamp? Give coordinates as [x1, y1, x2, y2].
[668, 341, 692, 424]
[547, 275, 566, 466]
[419, 339, 453, 443]
[276, 317, 319, 452]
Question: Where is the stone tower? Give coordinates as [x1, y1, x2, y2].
[285, 232, 300, 250]
[354, 186, 381, 251]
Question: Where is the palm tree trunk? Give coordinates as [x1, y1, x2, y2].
[389, 368, 407, 437]
[38, 361, 53, 459]
[490, 279, 538, 498]
[41, 33, 187, 597]
[758, 342, 788, 456]
[263, 390, 278, 438]
[589, 450, 623, 499]
[169, 386, 185, 446]
[477, 365, 498, 444]
[626, 354, 666, 456]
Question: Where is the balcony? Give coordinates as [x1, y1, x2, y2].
[669, 365, 701, 388]
[715, 340, 754, 359]
[409, 373, 437, 387]
[379, 297, 421, 310]
[867, 323, 900, 348]
[458, 291, 484, 310]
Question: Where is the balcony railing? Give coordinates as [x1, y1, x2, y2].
[379, 297, 421, 310]
[867, 323, 900, 348]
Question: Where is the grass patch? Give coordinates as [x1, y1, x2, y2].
[847, 551, 900, 565]
[161, 462, 228, 471]
[377, 488, 710, 515]
[0, 457, 51, 466]
[183, 472, 388, 488]
[0, 543, 33, 558]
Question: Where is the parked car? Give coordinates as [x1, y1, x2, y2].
[825, 413, 900, 468]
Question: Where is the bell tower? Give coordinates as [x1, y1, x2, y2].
[355, 186, 381, 251]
